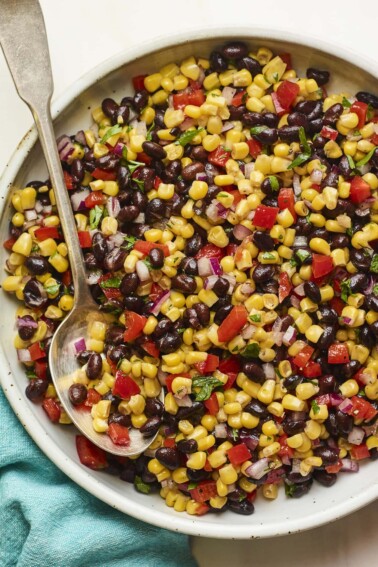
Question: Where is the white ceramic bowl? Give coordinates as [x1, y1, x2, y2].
[1, 28, 378, 539]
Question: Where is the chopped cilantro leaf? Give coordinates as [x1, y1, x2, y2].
[100, 276, 122, 289]
[356, 148, 376, 167]
[176, 127, 204, 147]
[241, 343, 260, 359]
[290, 256, 299, 267]
[250, 125, 268, 136]
[191, 376, 224, 401]
[230, 428, 239, 442]
[146, 121, 155, 141]
[296, 249, 311, 263]
[288, 152, 311, 170]
[143, 258, 154, 270]
[268, 175, 280, 191]
[26, 369, 37, 379]
[285, 483, 297, 497]
[342, 96, 352, 108]
[373, 284, 378, 296]
[89, 205, 104, 229]
[262, 252, 276, 260]
[121, 235, 137, 251]
[125, 159, 145, 174]
[250, 314, 261, 323]
[346, 154, 355, 170]
[346, 226, 354, 237]
[132, 178, 145, 191]
[299, 126, 311, 155]
[371, 254, 378, 274]
[187, 482, 198, 490]
[100, 124, 122, 144]
[134, 475, 151, 495]
[340, 279, 351, 302]
[45, 282, 60, 295]
[311, 400, 320, 415]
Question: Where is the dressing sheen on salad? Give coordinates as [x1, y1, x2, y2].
[3, 41, 378, 516]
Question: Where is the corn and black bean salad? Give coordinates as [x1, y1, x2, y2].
[3, 41, 378, 516]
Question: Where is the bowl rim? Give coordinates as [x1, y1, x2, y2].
[1, 25, 378, 539]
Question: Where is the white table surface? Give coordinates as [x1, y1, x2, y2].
[1, 0, 378, 564]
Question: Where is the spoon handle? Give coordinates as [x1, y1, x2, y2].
[0, 0, 92, 306]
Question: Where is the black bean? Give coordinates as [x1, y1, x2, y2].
[17, 316, 37, 341]
[138, 166, 156, 191]
[306, 67, 330, 86]
[294, 100, 317, 115]
[193, 303, 210, 326]
[180, 257, 198, 276]
[253, 127, 278, 144]
[366, 296, 378, 313]
[91, 232, 108, 263]
[325, 411, 339, 437]
[285, 480, 313, 498]
[109, 412, 132, 428]
[163, 160, 182, 183]
[244, 398, 268, 418]
[313, 445, 340, 466]
[282, 418, 306, 436]
[287, 112, 309, 129]
[140, 416, 162, 437]
[308, 118, 323, 133]
[68, 383, 88, 405]
[253, 231, 275, 251]
[145, 198, 166, 222]
[209, 50, 228, 72]
[123, 295, 144, 313]
[228, 105, 245, 120]
[25, 379, 49, 402]
[177, 439, 198, 454]
[23, 278, 48, 309]
[107, 344, 129, 365]
[116, 104, 129, 124]
[330, 234, 349, 249]
[318, 326, 336, 350]
[242, 111, 265, 127]
[237, 56, 262, 75]
[313, 470, 337, 487]
[183, 308, 201, 330]
[349, 273, 369, 293]
[343, 360, 361, 379]
[303, 281, 321, 304]
[102, 97, 118, 120]
[212, 277, 230, 296]
[117, 165, 130, 190]
[140, 141, 165, 160]
[152, 318, 173, 340]
[278, 125, 300, 142]
[187, 468, 210, 482]
[148, 247, 164, 269]
[350, 249, 371, 272]
[242, 361, 265, 383]
[261, 175, 282, 196]
[95, 154, 119, 171]
[103, 248, 127, 272]
[171, 274, 196, 294]
[24, 255, 50, 275]
[118, 205, 140, 223]
[104, 325, 124, 346]
[321, 165, 339, 189]
[323, 103, 343, 126]
[228, 499, 255, 515]
[359, 325, 375, 349]
[317, 305, 339, 325]
[71, 158, 85, 184]
[222, 41, 248, 60]
[76, 350, 93, 365]
[286, 471, 312, 485]
[280, 315, 295, 332]
[86, 352, 103, 380]
[307, 101, 323, 122]
[145, 397, 164, 418]
[214, 304, 233, 325]
[133, 89, 149, 110]
[119, 273, 138, 296]
[157, 332, 181, 354]
[252, 264, 275, 283]
[318, 374, 337, 394]
[176, 401, 205, 421]
[335, 409, 354, 436]
[283, 374, 303, 392]
[356, 91, 378, 109]
[182, 161, 206, 181]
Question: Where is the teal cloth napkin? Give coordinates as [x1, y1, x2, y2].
[0, 388, 198, 567]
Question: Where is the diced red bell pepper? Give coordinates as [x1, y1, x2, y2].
[190, 480, 218, 503]
[62, 269, 72, 287]
[349, 176, 371, 204]
[133, 240, 170, 257]
[91, 168, 117, 181]
[63, 170, 74, 190]
[107, 422, 130, 446]
[223, 188, 243, 207]
[77, 231, 92, 248]
[150, 283, 164, 302]
[195, 243, 224, 260]
[371, 133, 378, 146]
[226, 243, 238, 256]
[172, 89, 205, 110]
[218, 356, 241, 375]
[84, 192, 107, 208]
[278, 271, 293, 303]
[328, 343, 350, 364]
[273, 80, 300, 113]
[34, 360, 48, 380]
[325, 460, 343, 474]
[320, 126, 338, 141]
[350, 101, 368, 129]
[141, 340, 160, 358]
[292, 345, 314, 369]
[350, 444, 370, 461]
[76, 435, 108, 469]
[35, 226, 60, 241]
[231, 90, 246, 107]
[208, 146, 231, 168]
[253, 205, 279, 229]
[312, 254, 334, 279]
[163, 437, 176, 448]
[102, 287, 122, 301]
[112, 371, 141, 399]
[224, 372, 238, 390]
[42, 398, 61, 422]
[246, 138, 263, 159]
[226, 443, 252, 466]
[136, 151, 152, 165]
[28, 342, 46, 361]
[278, 188, 297, 222]
[123, 311, 147, 342]
[193, 503, 210, 515]
[217, 305, 248, 343]
[330, 296, 344, 316]
[278, 434, 294, 459]
[84, 388, 102, 407]
[203, 392, 220, 416]
[315, 394, 332, 407]
[302, 361, 322, 378]
[154, 175, 162, 189]
[346, 396, 378, 422]
[279, 53, 292, 70]
[3, 237, 16, 250]
[194, 354, 219, 374]
[132, 74, 148, 91]
[165, 373, 190, 393]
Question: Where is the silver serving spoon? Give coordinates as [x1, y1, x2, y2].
[0, 0, 161, 456]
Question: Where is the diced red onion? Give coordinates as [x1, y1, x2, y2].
[329, 393, 344, 406]
[233, 224, 252, 241]
[197, 67, 205, 86]
[24, 209, 38, 221]
[74, 337, 86, 353]
[196, 172, 208, 182]
[290, 295, 300, 308]
[221, 121, 235, 133]
[272, 317, 283, 332]
[244, 162, 254, 178]
[209, 257, 223, 276]
[86, 270, 102, 285]
[43, 205, 52, 215]
[107, 232, 125, 248]
[35, 201, 43, 213]
[357, 370, 375, 385]
[136, 260, 151, 281]
[310, 168, 323, 184]
[71, 189, 90, 212]
[293, 173, 301, 196]
[294, 236, 308, 247]
[216, 202, 228, 218]
[363, 422, 378, 437]
[338, 398, 353, 413]
[161, 478, 176, 490]
[206, 202, 222, 222]
[174, 394, 193, 406]
[291, 459, 301, 473]
[134, 213, 145, 224]
[113, 142, 125, 156]
[17, 348, 32, 362]
[130, 119, 147, 137]
[106, 196, 121, 218]
[340, 459, 359, 473]
[74, 130, 87, 146]
[266, 468, 285, 485]
[221, 274, 237, 293]
[263, 363, 275, 380]
[282, 326, 297, 347]
[16, 317, 38, 330]
[348, 427, 365, 446]
[364, 277, 375, 295]
[245, 458, 270, 480]
[221, 86, 237, 105]
[294, 283, 305, 297]
[291, 411, 307, 421]
[150, 290, 170, 316]
[198, 257, 213, 277]
[56, 134, 74, 162]
[241, 324, 257, 339]
[204, 275, 219, 290]
[157, 368, 168, 386]
[214, 423, 228, 438]
[240, 282, 254, 296]
[359, 164, 371, 176]
[342, 316, 352, 326]
[179, 117, 195, 131]
[239, 432, 259, 451]
[281, 455, 291, 466]
[272, 331, 284, 346]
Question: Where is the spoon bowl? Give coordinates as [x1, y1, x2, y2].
[0, 0, 161, 457]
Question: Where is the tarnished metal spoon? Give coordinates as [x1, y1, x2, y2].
[0, 0, 161, 456]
